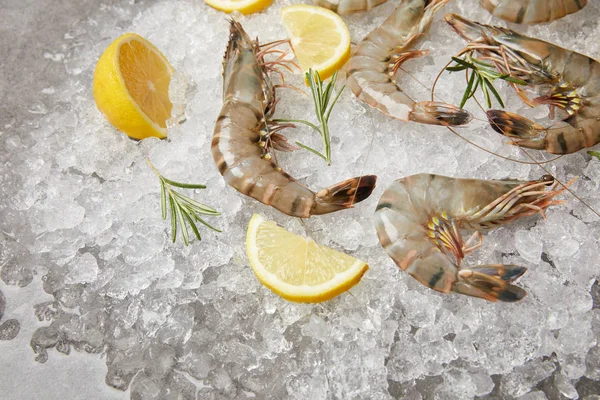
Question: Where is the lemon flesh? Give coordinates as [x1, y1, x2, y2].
[203, 0, 273, 14]
[93, 33, 173, 140]
[281, 5, 351, 80]
[246, 214, 368, 303]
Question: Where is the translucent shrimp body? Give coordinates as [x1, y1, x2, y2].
[212, 21, 377, 218]
[479, 0, 587, 24]
[345, 0, 473, 126]
[447, 14, 600, 154]
[374, 174, 565, 302]
[313, 0, 388, 14]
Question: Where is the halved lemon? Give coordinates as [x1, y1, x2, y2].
[93, 33, 173, 140]
[281, 4, 351, 80]
[246, 214, 369, 303]
[203, 0, 273, 14]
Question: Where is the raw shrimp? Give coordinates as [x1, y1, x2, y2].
[479, 0, 587, 24]
[212, 21, 377, 218]
[313, 0, 389, 14]
[447, 14, 600, 154]
[374, 174, 566, 302]
[346, 0, 473, 126]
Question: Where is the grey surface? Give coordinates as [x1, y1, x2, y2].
[0, 1, 128, 398]
[1, 0, 118, 130]
[2, 1, 600, 399]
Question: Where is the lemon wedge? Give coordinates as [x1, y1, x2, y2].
[203, 0, 273, 14]
[246, 214, 369, 303]
[93, 33, 173, 140]
[281, 4, 351, 80]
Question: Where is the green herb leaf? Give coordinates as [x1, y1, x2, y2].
[295, 141, 328, 161]
[193, 216, 223, 233]
[447, 53, 527, 109]
[481, 79, 492, 108]
[450, 56, 474, 68]
[161, 177, 207, 189]
[160, 180, 167, 220]
[589, 151, 600, 160]
[502, 75, 528, 85]
[325, 83, 345, 123]
[169, 195, 177, 243]
[147, 159, 221, 246]
[183, 212, 202, 241]
[460, 69, 476, 109]
[175, 204, 189, 246]
[447, 65, 468, 72]
[274, 68, 344, 165]
[470, 58, 496, 69]
[483, 77, 505, 108]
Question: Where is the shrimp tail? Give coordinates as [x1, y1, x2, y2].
[410, 101, 473, 126]
[465, 265, 528, 282]
[313, 175, 378, 215]
[487, 110, 548, 150]
[455, 265, 528, 302]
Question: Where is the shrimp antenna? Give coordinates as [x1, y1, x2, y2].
[467, 69, 599, 219]
[258, 40, 302, 93]
[425, 52, 554, 164]
[465, 77, 600, 218]
[428, 50, 599, 218]
[257, 39, 300, 71]
[486, 114, 600, 219]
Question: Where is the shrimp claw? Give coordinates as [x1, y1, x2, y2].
[374, 174, 568, 302]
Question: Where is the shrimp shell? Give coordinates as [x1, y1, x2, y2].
[447, 14, 600, 154]
[346, 0, 473, 126]
[479, 0, 587, 24]
[374, 174, 566, 302]
[212, 21, 377, 218]
[313, 0, 389, 14]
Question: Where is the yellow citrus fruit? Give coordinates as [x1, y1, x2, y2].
[203, 0, 273, 14]
[93, 33, 173, 140]
[281, 4, 351, 80]
[246, 214, 369, 303]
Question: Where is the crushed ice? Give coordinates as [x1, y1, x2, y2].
[0, 0, 599, 398]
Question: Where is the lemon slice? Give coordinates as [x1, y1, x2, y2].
[203, 0, 273, 14]
[93, 33, 173, 140]
[281, 4, 351, 80]
[246, 214, 369, 302]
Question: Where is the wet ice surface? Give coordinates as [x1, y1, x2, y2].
[1, 0, 600, 399]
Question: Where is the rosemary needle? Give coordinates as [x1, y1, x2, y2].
[275, 68, 345, 165]
[147, 159, 221, 245]
[447, 55, 527, 109]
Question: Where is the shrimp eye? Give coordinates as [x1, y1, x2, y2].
[541, 175, 554, 184]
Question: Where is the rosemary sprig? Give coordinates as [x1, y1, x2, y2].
[447, 55, 527, 109]
[275, 68, 345, 165]
[147, 159, 221, 245]
[589, 151, 600, 160]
